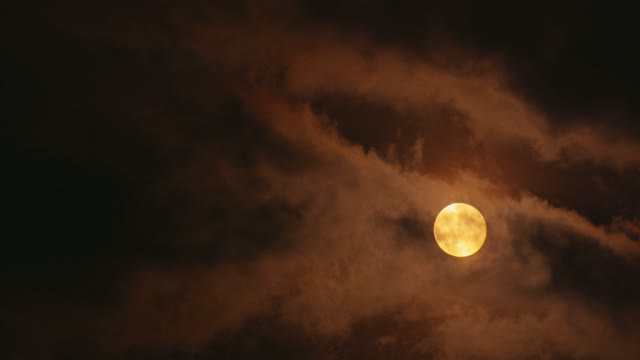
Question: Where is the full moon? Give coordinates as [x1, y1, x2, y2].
[433, 203, 487, 257]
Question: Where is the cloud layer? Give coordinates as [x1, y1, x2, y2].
[6, 1, 640, 359]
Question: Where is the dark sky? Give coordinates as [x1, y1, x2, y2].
[5, 1, 640, 359]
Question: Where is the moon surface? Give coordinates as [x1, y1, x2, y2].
[433, 203, 487, 257]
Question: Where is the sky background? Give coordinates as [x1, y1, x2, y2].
[5, 1, 640, 359]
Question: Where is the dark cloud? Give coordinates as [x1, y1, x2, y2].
[6, 1, 640, 359]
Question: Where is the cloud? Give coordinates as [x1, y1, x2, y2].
[285, 42, 640, 168]
[186, 13, 640, 170]
[73, 92, 638, 359]
[8, 3, 640, 359]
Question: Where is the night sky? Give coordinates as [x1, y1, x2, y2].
[6, 1, 640, 359]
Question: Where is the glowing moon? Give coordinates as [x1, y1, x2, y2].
[433, 203, 487, 257]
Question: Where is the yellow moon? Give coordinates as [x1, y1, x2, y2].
[433, 203, 487, 257]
